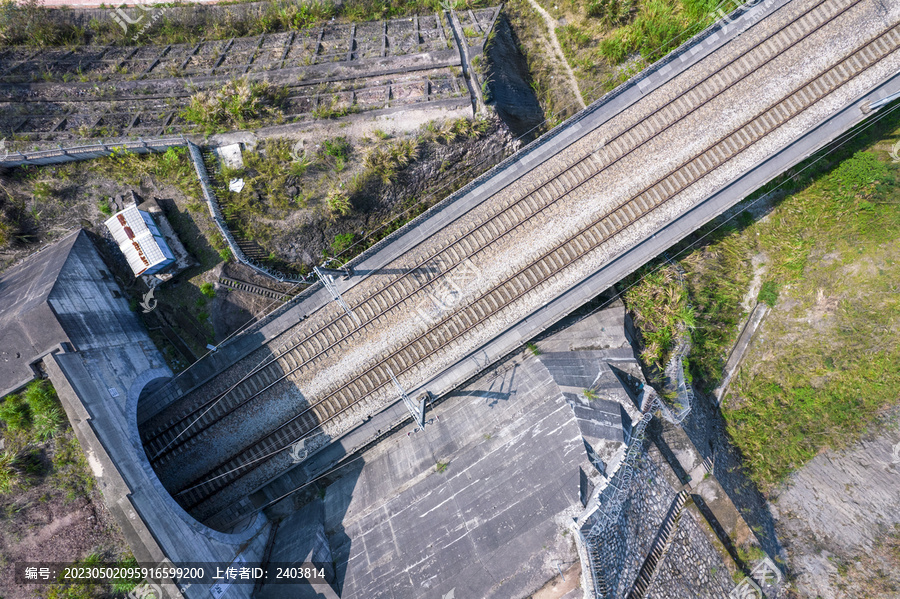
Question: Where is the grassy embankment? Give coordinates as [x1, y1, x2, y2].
[0, 0, 492, 48]
[505, 0, 728, 122]
[213, 117, 492, 270]
[623, 109, 900, 490]
[0, 381, 142, 599]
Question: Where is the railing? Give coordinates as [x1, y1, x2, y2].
[185, 141, 312, 285]
[0, 137, 187, 167]
[578, 279, 697, 598]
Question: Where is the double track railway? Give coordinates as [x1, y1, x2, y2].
[140, 0, 899, 520]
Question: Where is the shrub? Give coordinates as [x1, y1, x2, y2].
[331, 232, 355, 254]
[363, 139, 419, 184]
[623, 264, 691, 368]
[758, 280, 778, 308]
[200, 282, 216, 298]
[434, 117, 491, 144]
[180, 78, 288, 132]
[290, 151, 313, 177]
[322, 137, 351, 160]
[326, 189, 352, 217]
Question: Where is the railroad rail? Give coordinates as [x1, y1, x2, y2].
[145, 0, 848, 463]
[141, 0, 900, 519]
[218, 277, 298, 301]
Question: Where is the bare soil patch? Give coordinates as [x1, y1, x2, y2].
[0, 430, 130, 599]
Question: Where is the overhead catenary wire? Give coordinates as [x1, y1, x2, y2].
[174, 94, 900, 500]
[327, 0, 750, 262]
[145, 0, 751, 403]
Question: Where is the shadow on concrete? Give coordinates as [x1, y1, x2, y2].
[324, 457, 365, 597]
[677, 389, 786, 567]
[252, 438, 367, 598]
[690, 493, 745, 573]
[449, 362, 519, 408]
[609, 364, 644, 412]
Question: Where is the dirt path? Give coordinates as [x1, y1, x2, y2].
[525, 0, 586, 110]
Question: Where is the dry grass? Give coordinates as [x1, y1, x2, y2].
[181, 79, 288, 133]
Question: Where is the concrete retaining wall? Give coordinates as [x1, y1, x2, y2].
[0, 137, 185, 168]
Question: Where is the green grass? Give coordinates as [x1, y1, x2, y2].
[0, 380, 64, 447]
[435, 461, 449, 473]
[312, 96, 358, 119]
[51, 433, 95, 501]
[0, 451, 18, 494]
[521, 0, 723, 111]
[41, 552, 141, 599]
[720, 142, 900, 488]
[362, 139, 420, 185]
[0, 381, 89, 497]
[330, 233, 355, 254]
[326, 188, 352, 217]
[757, 280, 778, 307]
[212, 117, 493, 273]
[622, 264, 696, 369]
[618, 106, 900, 492]
[181, 79, 288, 133]
[199, 282, 216, 298]
[1, 0, 492, 50]
[89, 146, 201, 201]
[0, 393, 32, 433]
[323, 137, 352, 161]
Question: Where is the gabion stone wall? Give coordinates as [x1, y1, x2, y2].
[646, 508, 735, 599]
[589, 447, 678, 597]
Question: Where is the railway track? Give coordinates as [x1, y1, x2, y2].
[145, 0, 850, 467]
[148, 0, 899, 516]
[218, 277, 298, 301]
[143, 0, 855, 463]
